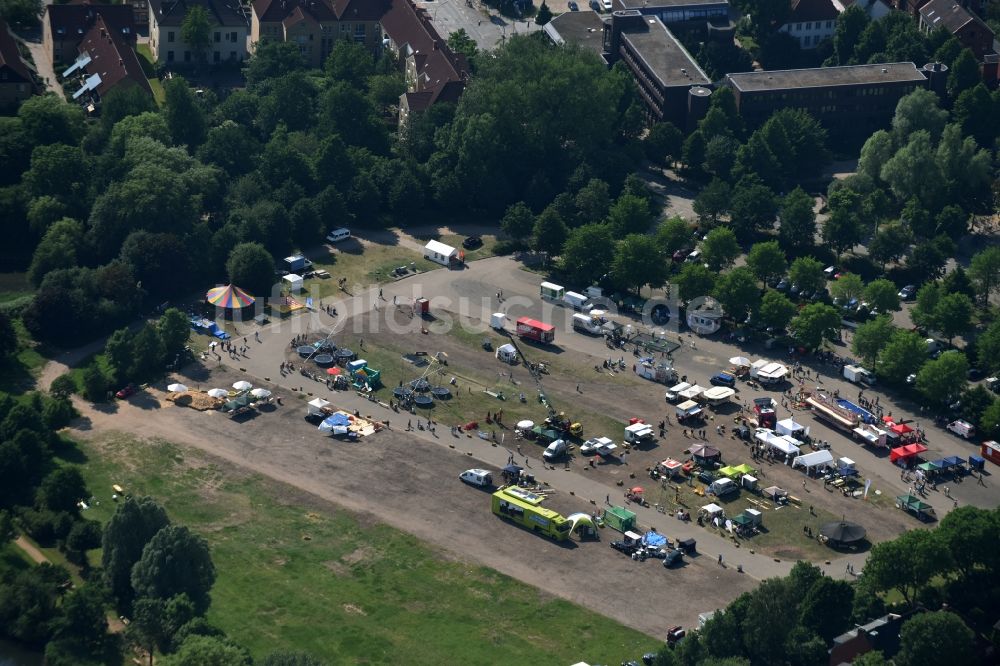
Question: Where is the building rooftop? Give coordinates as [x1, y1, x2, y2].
[620, 15, 710, 88]
[75, 14, 152, 98]
[382, 0, 468, 95]
[148, 0, 247, 28]
[726, 62, 925, 92]
[46, 4, 134, 42]
[787, 0, 839, 23]
[544, 10, 608, 58]
[0, 18, 33, 83]
[919, 0, 989, 35]
[616, 0, 726, 9]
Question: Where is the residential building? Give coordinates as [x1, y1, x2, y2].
[148, 0, 249, 66]
[611, 0, 729, 26]
[43, 3, 135, 67]
[380, 0, 469, 122]
[250, 0, 385, 68]
[919, 0, 995, 59]
[543, 9, 609, 58]
[0, 18, 35, 110]
[63, 14, 152, 107]
[129, 0, 149, 29]
[724, 62, 929, 135]
[832, 0, 893, 20]
[828, 613, 905, 665]
[779, 0, 840, 49]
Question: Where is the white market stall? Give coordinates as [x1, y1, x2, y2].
[793, 449, 834, 472]
[776, 418, 809, 438]
[679, 384, 707, 401]
[702, 386, 735, 405]
[283, 273, 303, 292]
[755, 428, 802, 457]
[750, 360, 788, 384]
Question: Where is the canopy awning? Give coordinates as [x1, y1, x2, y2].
[700, 503, 723, 516]
[793, 449, 834, 469]
[206, 284, 255, 308]
[890, 443, 928, 462]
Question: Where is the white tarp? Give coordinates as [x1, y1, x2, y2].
[793, 449, 834, 469]
[776, 418, 809, 437]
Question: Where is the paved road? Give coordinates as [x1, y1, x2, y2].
[22, 36, 65, 100]
[418, 0, 541, 49]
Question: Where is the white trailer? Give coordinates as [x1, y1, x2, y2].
[624, 422, 655, 445]
[540, 282, 565, 301]
[843, 364, 876, 386]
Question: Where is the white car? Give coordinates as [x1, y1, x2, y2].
[459, 469, 493, 487]
[326, 228, 351, 243]
[602, 0, 612, 8]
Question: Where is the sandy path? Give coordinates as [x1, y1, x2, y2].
[13, 536, 48, 565]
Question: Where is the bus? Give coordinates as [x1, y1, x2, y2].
[491, 487, 571, 541]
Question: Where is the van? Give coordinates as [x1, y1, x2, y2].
[543, 439, 568, 462]
[326, 228, 351, 243]
[563, 291, 592, 311]
[947, 420, 975, 439]
[459, 469, 493, 487]
[685, 249, 701, 263]
[572, 313, 603, 335]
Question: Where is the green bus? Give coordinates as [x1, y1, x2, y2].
[491, 487, 571, 541]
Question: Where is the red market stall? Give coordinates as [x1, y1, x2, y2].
[890, 442, 928, 464]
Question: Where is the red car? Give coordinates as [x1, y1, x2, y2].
[115, 383, 137, 399]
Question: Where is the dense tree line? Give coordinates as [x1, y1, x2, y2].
[648, 506, 997, 666]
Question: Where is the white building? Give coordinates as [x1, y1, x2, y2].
[423, 239, 459, 267]
[779, 0, 839, 49]
[148, 0, 248, 66]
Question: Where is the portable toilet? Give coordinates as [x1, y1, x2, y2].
[745, 508, 762, 527]
[490, 312, 506, 330]
[603, 506, 637, 533]
[741, 474, 758, 491]
[347, 359, 367, 374]
[415, 298, 430, 315]
[283, 273, 303, 292]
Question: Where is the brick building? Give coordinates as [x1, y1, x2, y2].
[148, 0, 249, 66]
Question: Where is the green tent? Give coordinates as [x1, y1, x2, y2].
[603, 506, 636, 533]
[733, 463, 756, 476]
[731, 513, 753, 527]
[896, 494, 936, 521]
[719, 466, 740, 479]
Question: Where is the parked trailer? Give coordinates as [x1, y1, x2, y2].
[491, 486, 571, 541]
[843, 364, 876, 386]
[516, 317, 555, 344]
[540, 282, 565, 301]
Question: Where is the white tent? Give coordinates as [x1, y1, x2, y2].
[283, 273, 303, 292]
[776, 418, 809, 438]
[700, 503, 724, 517]
[496, 343, 518, 364]
[679, 384, 706, 400]
[702, 386, 735, 404]
[423, 239, 459, 266]
[756, 429, 801, 456]
[793, 449, 834, 470]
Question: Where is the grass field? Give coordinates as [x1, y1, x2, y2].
[135, 45, 165, 105]
[306, 243, 438, 296]
[75, 434, 658, 664]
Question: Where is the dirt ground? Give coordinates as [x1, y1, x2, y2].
[70, 366, 756, 639]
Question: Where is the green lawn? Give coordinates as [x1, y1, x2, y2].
[0, 317, 46, 394]
[135, 45, 165, 105]
[0, 272, 32, 304]
[305, 243, 438, 296]
[75, 434, 657, 664]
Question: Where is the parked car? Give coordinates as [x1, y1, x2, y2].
[775, 279, 789, 292]
[672, 249, 691, 262]
[611, 540, 637, 555]
[462, 236, 482, 250]
[568, 1, 578, 9]
[898, 284, 916, 301]
[967, 368, 984, 381]
[710, 372, 736, 387]
[115, 383, 138, 399]
[326, 228, 351, 243]
[663, 549, 684, 567]
[601, 0, 612, 8]
[459, 469, 493, 488]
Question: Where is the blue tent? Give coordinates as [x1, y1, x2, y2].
[323, 413, 351, 427]
[642, 531, 668, 548]
[941, 456, 964, 469]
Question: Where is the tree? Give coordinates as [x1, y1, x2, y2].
[822, 208, 862, 256]
[936, 505, 1000, 578]
[790, 303, 841, 349]
[799, 577, 854, 641]
[644, 121, 683, 166]
[574, 178, 611, 226]
[180, 5, 211, 63]
[104, 328, 134, 385]
[80, 364, 110, 402]
[130, 323, 166, 380]
[64, 519, 102, 564]
[747, 241, 786, 284]
[916, 351, 969, 408]
[788, 256, 825, 295]
[891, 89, 948, 143]
[560, 224, 615, 287]
[969, 246, 1000, 305]
[829, 272, 864, 305]
[606, 194, 653, 237]
[713, 267, 760, 322]
[532, 208, 568, 258]
[49, 374, 76, 399]
[947, 49, 980, 99]
[534, 0, 552, 24]
[852, 652, 888, 666]
[729, 177, 777, 240]
[28, 217, 85, 287]
[831, 4, 869, 64]
[877, 329, 927, 384]
[17, 95, 86, 147]
[0, 310, 16, 360]
[245, 40, 306, 87]
[501, 201, 534, 240]
[934, 293, 973, 342]
[51, 584, 111, 659]
[756, 290, 797, 331]
[132, 525, 216, 614]
[977, 320, 1000, 374]
[158, 308, 191, 362]
[701, 227, 740, 271]
[655, 217, 691, 255]
[864, 529, 946, 607]
[36, 466, 87, 515]
[911, 281, 944, 331]
[778, 187, 816, 252]
[906, 238, 950, 281]
[692, 178, 730, 224]
[881, 131, 943, 208]
[325, 39, 375, 88]
[102, 496, 171, 609]
[612, 234, 667, 294]
[164, 77, 207, 150]
[161, 635, 250, 666]
[0, 0, 41, 26]
[226, 242, 275, 297]
[862, 279, 900, 313]
[673, 262, 716, 302]
[868, 222, 912, 269]
[681, 130, 707, 176]
[897, 612, 975, 666]
[980, 399, 1000, 439]
[852, 316, 896, 366]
